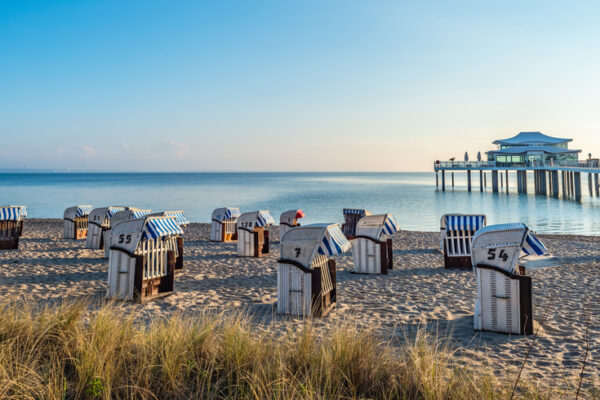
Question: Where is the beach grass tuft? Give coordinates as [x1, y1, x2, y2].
[0, 299, 578, 399]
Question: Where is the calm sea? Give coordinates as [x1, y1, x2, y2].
[1, 172, 599, 235]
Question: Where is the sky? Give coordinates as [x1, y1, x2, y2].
[1, 0, 600, 172]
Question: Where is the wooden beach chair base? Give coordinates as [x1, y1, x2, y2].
[175, 237, 184, 270]
[0, 237, 19, 250]
[443, 242, 473, 270]
[132, 251, 175, 303]
[75, 228, 88, 240]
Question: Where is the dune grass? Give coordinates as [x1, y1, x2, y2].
[0, 299, 584, 399]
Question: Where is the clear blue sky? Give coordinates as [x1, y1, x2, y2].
[1, 0, 599, 171]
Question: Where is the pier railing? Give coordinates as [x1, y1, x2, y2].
[435, 159, 600, 170]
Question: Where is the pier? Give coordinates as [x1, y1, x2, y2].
[434, 161, 600, 201]
[434, 131, 600, 201]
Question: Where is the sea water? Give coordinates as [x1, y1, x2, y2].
[1, 172, 599, 235]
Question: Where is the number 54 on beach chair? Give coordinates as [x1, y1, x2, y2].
[472, 223, 549, 335]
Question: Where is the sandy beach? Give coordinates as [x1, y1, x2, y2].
[0, 219, 598, 388]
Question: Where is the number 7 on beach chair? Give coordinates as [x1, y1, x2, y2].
[440, 214, 486, 269]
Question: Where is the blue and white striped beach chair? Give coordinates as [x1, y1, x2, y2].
[440, 213, 486, 269]
[472, 223, 549, 335]
[154, 211, 189, 270]
[211, 207, 241, 242]
[277, 223, 351, 317]
[351, 214, 400, 274]
[342, 208, 371, 239]
[237, 210, 274, 257]
[0, 206, 26, 250]
[63, 205, 93, 239]
[107, 215, 183, 302]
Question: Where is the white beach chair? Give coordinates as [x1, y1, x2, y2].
[279, 209, 305, 238]
[440, 214, 486, 269]
[0, 206, 26, 250]
[86, 207, 127, 250]
[103, 209, 152, 258]
[63, 205, 93, 239]
[210, 207, 241, 242]
[106, 215, 182, 303]
[342, 208, 371, 239]
[472, 223, 549, 335]
[237, 210, 274, 257]
[351, 214, 400, 274]
[277, 223, 351, 317]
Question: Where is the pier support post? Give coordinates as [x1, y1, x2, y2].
[441, 171, 445, 191]
[479, 171, 483, 192]
[500, 173, 504, 188]
[561, 171, 567, 198]
[595, 173, 599, 196]
[575, 172, 582, 201]
[492, 170, 499, 193]
[589, 173, 593, 196]
[534, 171, 539, 194]
[436, 172, 439, 188]
[517, 171, 522, 193]
[467, 170, 472, 192]
[541, 170, 547, 195]
[552, 171, 559, 197]
[505, 170, 509, 193]
[451, 172, 455, 187]
[484, 172, 487, 188]
[570, 172, 575, 197]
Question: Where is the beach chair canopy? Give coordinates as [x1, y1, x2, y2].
[64, 205, 93, 220]
[441, 214, 486, 232]
[164, 211, 190, 226]
[212, 207, 241, 222]
[7, 206, 27, 218]
[280, 223, 351, 269]
[110, 215, 182, 255]
[0, 206, 25, 221]
[280, 209, 305, 225]
[237, 210, 274, 229]
[108, 207, 127, 217]
[355, 214, 400, 241]
[110, 209, 152, 225]
[472, 223, 549, 274]
[343, 208, 371, 217]
[88, 207, 126, 227]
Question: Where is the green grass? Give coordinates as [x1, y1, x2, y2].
[0, 299, 588, 399]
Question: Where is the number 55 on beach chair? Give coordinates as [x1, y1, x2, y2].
[106, 215, 183, 303]
[472, 223, 549, 335]
[277, 224, 351, 317]
[440, 214, 486, 269]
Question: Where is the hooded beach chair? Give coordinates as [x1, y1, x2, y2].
[440, 214, 486, 269]
[237, 210, 274, 257]
[351, 214, 400, 274]
[103, 209, 152, 258]
[342, 208, 371, 239]
[153, 211, 189, 270]
[472, 223, 549, 335]
[0, 206, 26, 250]
[106, 215, 183, 303]
[277, 224, 351, 317]
[279, 209, 305, 238]
[210, 207, 241, 242]
[86, 207, 127, 249]
[63, 205, 93, 239]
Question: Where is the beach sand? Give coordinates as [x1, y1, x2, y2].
[0, 219, 598, 387]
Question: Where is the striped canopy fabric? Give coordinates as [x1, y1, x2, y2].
[521, 232, 548, 256]
[382, 215, 400, 235]
[15, 206, 27, 217]
[142, 217, 184, 240]
[165, 211, 190, 226]
[317, 225, 352, 256]
[256, 211, 274, 227]
[225, 207, 241, 219]
[75, 205, 94, 217]
[0, 207, 23, 221]
[108, 207, 126, 217]
[445, 215, 486, 232]
[132, 210, 152, 219]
